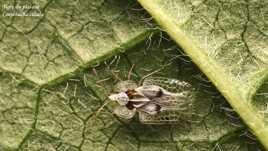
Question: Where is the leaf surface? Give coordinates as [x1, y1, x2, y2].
[0, 0, 151, 85]
[0, 0, 266, 151]
[0, 0, 150, 149]
[1, 38, 261, 150]
[138, 0, 268, 149]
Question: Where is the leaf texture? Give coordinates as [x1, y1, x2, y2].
[0, 0, 266, 150]
[138, 0, 268, 149]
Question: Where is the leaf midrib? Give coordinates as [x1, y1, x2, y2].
[137, 0, 268, 149]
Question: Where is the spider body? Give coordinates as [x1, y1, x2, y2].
[109, 77, 195, 124]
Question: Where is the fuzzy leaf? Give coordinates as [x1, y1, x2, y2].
[138, 0, 268, 149]
[0, 0, 265, 151]
[0, 0, 150, 149]
[3, 38, 262, 151]
[0, 0, 151, 85]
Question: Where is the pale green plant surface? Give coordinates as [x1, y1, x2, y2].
[0, 0, 266, 151]
[138, 0, 268, 149]
[0, 0, 151, 85]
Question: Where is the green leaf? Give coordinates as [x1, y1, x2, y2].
[0, 72, 38, 150]
[138, 0, 268, 149]
[0, 0, 265, 151]
[0, 0, 150, 149]
[0, 0, 151, 85]
[1, 36, 263, 150]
